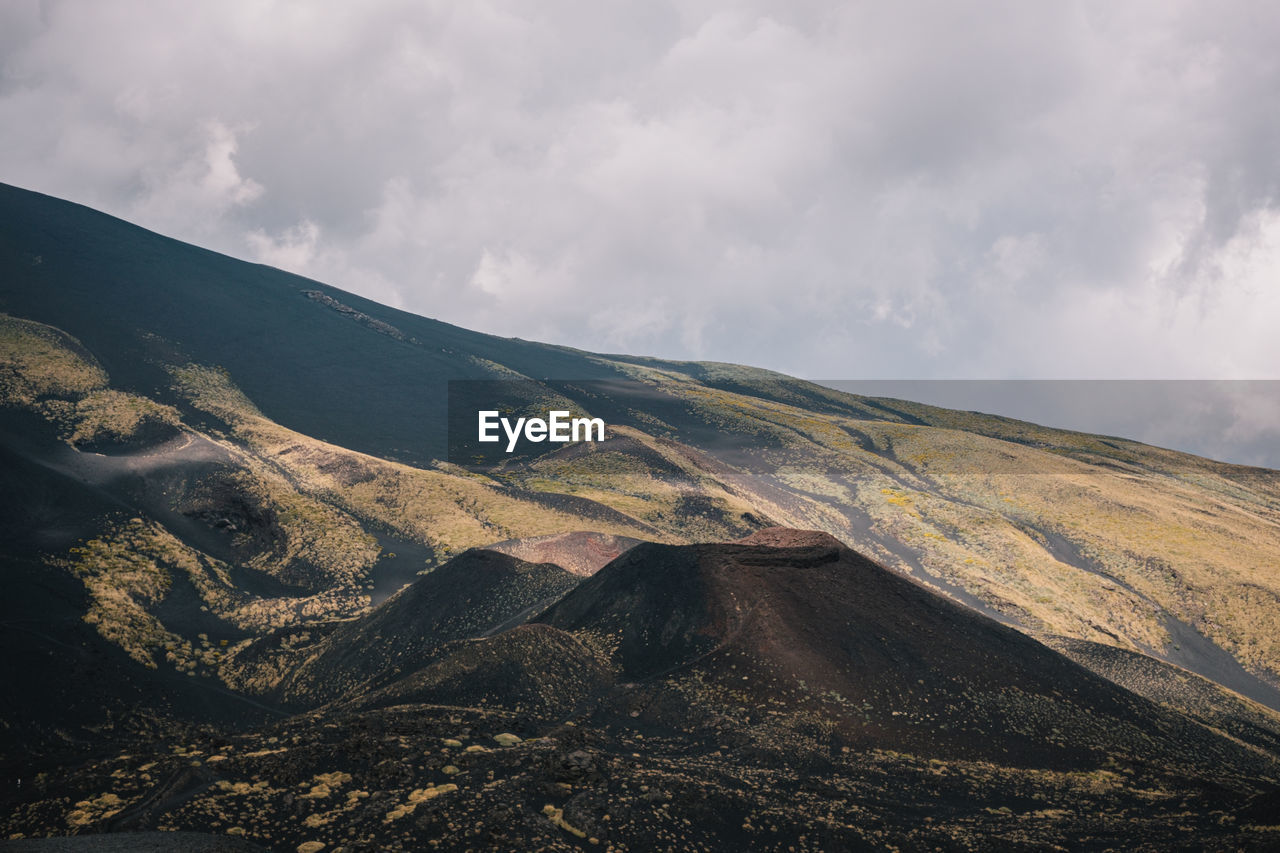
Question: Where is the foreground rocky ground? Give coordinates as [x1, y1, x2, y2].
[6, 532, 1280, 851]
[4, 185, 1280, 850]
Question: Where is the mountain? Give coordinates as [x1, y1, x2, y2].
[8, 531, 1279, 851]
[3, 183, 1280, 849]
[481, 531, 643, 577]
[276, 548, 581, 708]
[536, 529, 1277, 772]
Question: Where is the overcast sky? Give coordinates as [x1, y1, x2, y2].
[3, 2, 1280, 461]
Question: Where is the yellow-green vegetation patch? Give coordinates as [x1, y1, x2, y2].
[1, 315, 184, 447]
[169, 363, 263, 423]
[299, 771, 351, 800]
[65, 792, 128, 828]
[516, 425, 797, 540]
[542, 803, 587, 838]
[60, 516, 372, 690]
[218, 467, 381, 591]
[64, 520, 183, 669]
[170, 359, 658, 555]
[62, 389, 181, 446]
[384, 783, 457, 821]
[0, 313, 107, 406]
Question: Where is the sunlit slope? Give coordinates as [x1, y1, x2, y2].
[1, 311, 790, 734]
[576, 363, 1280, 702]
[3, 181, 1278, 711]
[0, 183, 630, 466]
[12, 534, 1280, 850]
[0, 315, 671, 725]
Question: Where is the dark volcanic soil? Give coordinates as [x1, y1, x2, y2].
[276, 549, 581, 708]
[5, 530, 1280, 851]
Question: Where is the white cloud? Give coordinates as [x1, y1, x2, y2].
[2, 0, 1279, 380]
[247, 218, 319, 276]
[130, 120, 263, 238]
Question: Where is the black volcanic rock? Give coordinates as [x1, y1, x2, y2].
[537, 528, 1280, 776]
[7, 530, 1280, 851]
[277, 549, 581, 707]
[353, 623, 612, 720]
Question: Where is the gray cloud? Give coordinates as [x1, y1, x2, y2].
[3, 0, 1279, 382]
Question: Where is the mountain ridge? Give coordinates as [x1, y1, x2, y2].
[10, 529, 1279, 850]
[4, 183, 1280, 848]
[4, 181, 1279, 708]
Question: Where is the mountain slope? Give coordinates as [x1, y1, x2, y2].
[8, 532, 1278, 851]
[3, 183, 1280, 762]
[537, 529, 1278, 774]
[0, 183, 625, 466]
[277, 549, 582, 708]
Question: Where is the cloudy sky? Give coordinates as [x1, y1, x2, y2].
[2, 1, 1278, 386]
